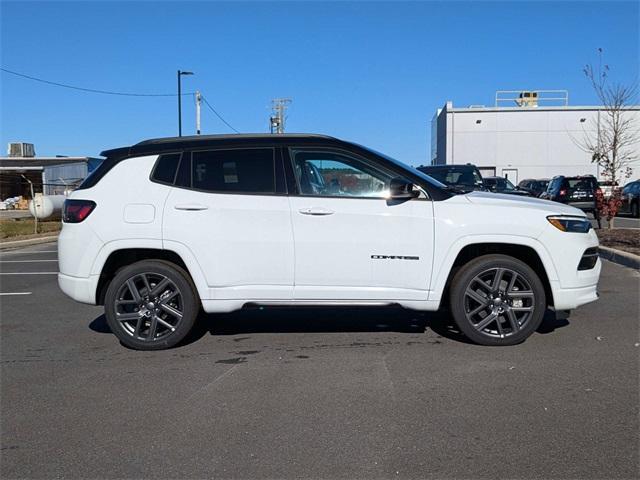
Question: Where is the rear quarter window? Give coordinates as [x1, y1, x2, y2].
[150, 153, 181, 184]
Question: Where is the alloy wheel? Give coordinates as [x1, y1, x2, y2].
[113, 272, 184, 342]
[463, 267, 536, 338]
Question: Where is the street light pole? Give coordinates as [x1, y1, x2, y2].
[177, 70, 194, 137]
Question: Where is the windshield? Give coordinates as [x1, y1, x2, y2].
[504, 179, 516, 191]
[569, 178, 596, 191]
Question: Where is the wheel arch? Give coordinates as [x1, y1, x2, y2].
[433, 240, 556, 308]
[95, 247, 204, 305]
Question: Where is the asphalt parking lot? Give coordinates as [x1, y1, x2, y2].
[1, 242, 638, 479]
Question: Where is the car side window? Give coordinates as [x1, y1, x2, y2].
[190, 148, 276, 194]
[290, 149, 394, 198]
[151, 153, 181, 184]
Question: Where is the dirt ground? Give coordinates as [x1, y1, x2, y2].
[597, 228, 640, 256]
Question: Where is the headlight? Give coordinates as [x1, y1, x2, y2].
[547, 215, 591, 233]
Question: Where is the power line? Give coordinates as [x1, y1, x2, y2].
[200, 94, 240, 133]
[1, 66, 241, 133]
[0, 67, 192, 97]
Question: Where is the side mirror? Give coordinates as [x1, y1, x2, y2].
[389, 177, 420, 200]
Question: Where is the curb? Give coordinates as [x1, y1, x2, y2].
[599, 246, 640, 270]
[0, 235, 58, 251]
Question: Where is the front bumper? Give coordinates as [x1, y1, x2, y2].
[550, 281, 600, 310]
[58, 273, 99, 305]
[537, 222, 601, 310]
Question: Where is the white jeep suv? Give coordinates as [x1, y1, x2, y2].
[58, 134, 601, 350]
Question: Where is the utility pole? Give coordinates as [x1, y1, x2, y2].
[177, 70, 194, 137]
[195, 91, 202, 135]
[270, 98, 292, 134]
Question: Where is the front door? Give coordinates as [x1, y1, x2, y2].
[286, 148, 434, 301]
[163, 148, 294, 300]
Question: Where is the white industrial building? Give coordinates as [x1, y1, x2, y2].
[0, 143, 102, 200]
[430, 91, 640, 184]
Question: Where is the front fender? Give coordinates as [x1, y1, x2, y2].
[428, 234, 559, 304]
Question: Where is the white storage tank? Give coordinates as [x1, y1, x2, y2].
[28, 194, 65, 219]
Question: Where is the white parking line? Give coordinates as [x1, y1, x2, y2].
[0, 251, 58, 256]
[0, 292, 32, 296]
[0, 272, 58, 275]
[0, 260, 58, 263]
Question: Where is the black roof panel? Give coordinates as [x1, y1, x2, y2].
[101, 133, 341, 158]
[135, 133, 336, 146]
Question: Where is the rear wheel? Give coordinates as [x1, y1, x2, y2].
[632, 201, 639, 218]
[104, 260, 198, 350]
[449, 254, 546, 346]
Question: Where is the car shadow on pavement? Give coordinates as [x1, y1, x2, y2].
[195, 307, 475, 345]
[88, 307, 570, 348]
[537, 309, 571, 334]
[89, 314, 111, 333]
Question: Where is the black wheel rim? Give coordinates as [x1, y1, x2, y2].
[463, 267, 535, 338]
[114, 272, 184, 342]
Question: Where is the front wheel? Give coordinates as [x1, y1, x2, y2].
[449, 254, 546, 346]
[104, 260, 199, 350]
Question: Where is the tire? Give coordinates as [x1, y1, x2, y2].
[449, 254, 546, 346]
[104, 260, 199, 350]
[632, 201, 639, 219]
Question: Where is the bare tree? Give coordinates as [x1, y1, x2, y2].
[581, 48, 639, 228]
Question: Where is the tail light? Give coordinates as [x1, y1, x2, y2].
[559, 189, 567, 196]
[63, 199, 96, 223]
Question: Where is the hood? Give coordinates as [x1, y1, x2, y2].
[463, 191, 586, 216]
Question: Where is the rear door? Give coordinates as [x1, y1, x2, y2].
[285, 147, 434, 301]
[545, 177, 563, 201]
[163, 147, 294, 300]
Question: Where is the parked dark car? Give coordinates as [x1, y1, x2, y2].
[618, 180, 640, 218]
[416, 164, 485, 193]
[598, 180, 620, 199]
[483, 176, 532, 196]
[518, 178, 550, 197]
[541, 175, 600, 215]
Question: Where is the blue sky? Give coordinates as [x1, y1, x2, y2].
[1, 1, 638, 165]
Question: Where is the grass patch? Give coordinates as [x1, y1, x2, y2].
[0, 219, 62, 240]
